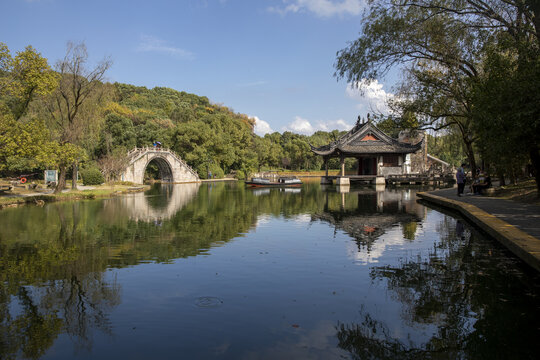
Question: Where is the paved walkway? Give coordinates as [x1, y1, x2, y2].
[431, 187, 540, 239]
[417, 187, 540, 272]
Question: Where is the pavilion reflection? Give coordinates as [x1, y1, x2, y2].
[313, 187, 426, 251]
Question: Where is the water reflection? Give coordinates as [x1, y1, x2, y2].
[313, 188, 425, 264]
[336, 214, 540, 360]
[116, 183, 200, 222]
[0, 183, 538, 359]
[0, 201, 121, 359]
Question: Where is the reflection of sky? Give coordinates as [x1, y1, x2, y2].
[292, 214, 311, 224]
[241, 320, 348, 360]
[343, 209, 451, 266]
[346, 226, 408, 264]
[255, 214, 271, 226]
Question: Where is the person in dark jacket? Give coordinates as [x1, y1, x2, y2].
[456, 164, 466, 196]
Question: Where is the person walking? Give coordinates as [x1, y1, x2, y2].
[456, 163, 466, 196]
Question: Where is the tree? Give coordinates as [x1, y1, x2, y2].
[0, 43, 57, 120]
[97, 113, 137, 156]
[97, 148, 129, 183]
[335, 1, 484, 175]
[0, 114, 56, 173]
[48, 42, 111, 192]
[50, 142, 87, 191]
[335, 0, 540, 191]
[0, 43, 58, 174]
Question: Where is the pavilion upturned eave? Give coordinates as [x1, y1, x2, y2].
[311, 142, 423, 157]
[310, 119, 423, 158]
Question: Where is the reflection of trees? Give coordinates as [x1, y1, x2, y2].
[336, 310, 432, 360]
[401, 221, 417, 241]
[0, 183, 327, 357]
[43, 274, 120, 352]
[0, 286, 63, 360]
[336, 216, 540, 359]
[0, 202, 120, 359]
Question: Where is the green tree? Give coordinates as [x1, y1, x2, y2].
[0, 113, 56, 173]
[335, 1, 483, 175]
[97, 113, 137, 156]
[0, 43, 57, 120]
[336, 0, 539, 190]
[472, 35, 540, 187]
[0, 44, 59, 175]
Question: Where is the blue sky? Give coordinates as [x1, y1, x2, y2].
[2, 0, 398, 136]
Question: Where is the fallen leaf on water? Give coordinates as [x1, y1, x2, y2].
[364, 226, 376, 233]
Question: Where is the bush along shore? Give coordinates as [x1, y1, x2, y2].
[0, 183, 149, 209]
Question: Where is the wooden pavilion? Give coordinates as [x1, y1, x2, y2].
[310, 117, 425, 185]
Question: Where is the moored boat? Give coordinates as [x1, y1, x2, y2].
[245, 176, 302, 187]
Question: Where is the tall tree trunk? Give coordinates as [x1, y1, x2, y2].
[530, 146, 540, 197]
[510, 168, 517, 185]
[54, 165, 67, 194]
[72, 161, 78, 190]
[497, 170, 506, 187]
[464, 140, 477, 179]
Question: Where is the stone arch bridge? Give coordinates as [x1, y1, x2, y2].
[121, 147, 200, 185]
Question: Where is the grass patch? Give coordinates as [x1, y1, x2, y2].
[489, 179, 539, 205]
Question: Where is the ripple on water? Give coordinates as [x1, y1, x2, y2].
[195, 296, 224, 308]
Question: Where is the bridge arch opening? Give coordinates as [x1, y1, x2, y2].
[144, 157, 174, 183]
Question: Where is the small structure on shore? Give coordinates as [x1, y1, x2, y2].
[311, 116, 450, 185]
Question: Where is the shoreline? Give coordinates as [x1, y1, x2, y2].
[0, 184, 151, 209]
[0, 179, 239, 209]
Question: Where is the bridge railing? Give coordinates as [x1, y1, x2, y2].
[127, 147, 200, 180]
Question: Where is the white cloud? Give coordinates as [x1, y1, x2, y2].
[251, 116, 274, 136]
[282, 116, 353, 135]
[346, 79, 394, 116]
[136, 35, 195, 60]
[268, 0, 364, 17]
[316, 118, 353, 132]
[282, 116, 315, 134]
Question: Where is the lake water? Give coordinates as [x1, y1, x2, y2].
[1, 181, 539, 359]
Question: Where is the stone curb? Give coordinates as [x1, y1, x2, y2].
[417, 192, 540, 272]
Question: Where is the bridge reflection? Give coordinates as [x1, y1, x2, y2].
[118, 183, 201, 222]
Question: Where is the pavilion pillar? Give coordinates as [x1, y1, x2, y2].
[325, 157, 328, 177]
[337, 155, 350, 186]
[321, 157, 332, 185]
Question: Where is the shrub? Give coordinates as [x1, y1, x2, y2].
[207, 164, 225, 179]
[80, 167, 104, 186]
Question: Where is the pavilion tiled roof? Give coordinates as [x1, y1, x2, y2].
[310, 120, 422, 156]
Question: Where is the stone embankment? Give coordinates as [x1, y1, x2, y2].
[417, 188, 540, 272]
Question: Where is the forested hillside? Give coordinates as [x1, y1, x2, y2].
[73, 83, 351, 179]
[1, 42, 470, 186]
[0, 42, 355, 183]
